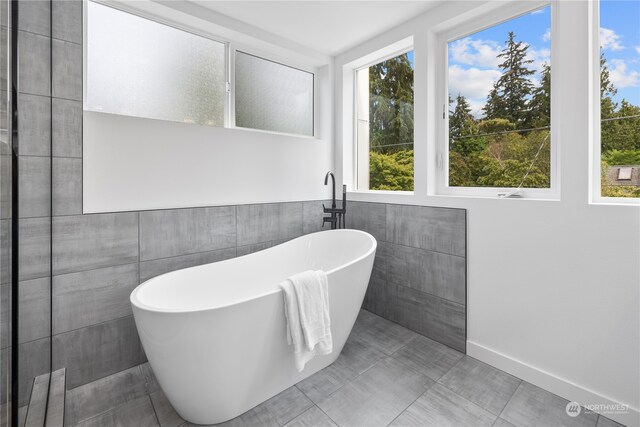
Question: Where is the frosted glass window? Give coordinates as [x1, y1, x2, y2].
[235, 52, 313, 136]
[87, 2, 226, 126]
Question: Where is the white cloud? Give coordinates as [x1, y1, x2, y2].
[542, 28, 551, 42]
[449, 65, 501, 117]
[600, 27, 624, 51]
[609, 59, 639, 89]
[449, 37, 502, 69]
[636, 46, 640, 54]
[526, 46, 550, 70]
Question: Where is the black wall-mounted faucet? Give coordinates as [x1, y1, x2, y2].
[322, 172, 346, 230]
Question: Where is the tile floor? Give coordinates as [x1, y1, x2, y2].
[64, 310, 624, 427]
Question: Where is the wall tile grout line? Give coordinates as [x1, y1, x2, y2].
[379, 239, 467, 259]
[388, 282, 465, 311]
[50, 314, 135, 345]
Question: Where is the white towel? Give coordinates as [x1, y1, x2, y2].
[280, 270, 332, 372]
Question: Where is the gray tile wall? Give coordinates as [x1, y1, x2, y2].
[347, 201, 467, 352]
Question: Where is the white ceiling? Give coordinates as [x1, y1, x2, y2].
[191, 1, 443, 56]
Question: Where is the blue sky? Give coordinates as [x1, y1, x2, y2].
[600, 0, 640, 106]
[448, 3, 639, 118]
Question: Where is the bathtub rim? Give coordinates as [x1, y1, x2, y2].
[130, 229, 377, 314]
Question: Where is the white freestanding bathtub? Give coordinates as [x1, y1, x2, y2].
[130, 229, 376, 425]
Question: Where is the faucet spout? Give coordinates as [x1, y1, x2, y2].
[324, 171, 336, 209]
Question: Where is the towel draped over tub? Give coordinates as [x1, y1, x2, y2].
[280, 270, 333, 371]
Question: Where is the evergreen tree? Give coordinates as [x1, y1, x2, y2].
[528, 63, 551, 128]
[369, 53, 414, 154]
[600, 53, 617, 120]
[449, 94, 475, 139]
[483, 32, 535, 127]
[450, 94, 484, 155]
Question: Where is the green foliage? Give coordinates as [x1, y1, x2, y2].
[478, 118, 515, 134]
[601, 185, 640, 198]
[602, 149, 640, 165]
[450, 94, 477, 138]
[369, 150, 414, 191]
[601, 100, 640, 153]
[528, 63, 551, 127]
[369, 53, 414, 153]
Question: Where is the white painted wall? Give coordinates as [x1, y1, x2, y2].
[335, 1, 640, 425]
[83, 110, 333, 212]
[83, 1, 334, 213]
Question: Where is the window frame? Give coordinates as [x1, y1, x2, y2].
[346, 37, 415, 194]
[589, 0, 640, 205]
[434, 1, 560, 200]
[83, 0, 319, 139]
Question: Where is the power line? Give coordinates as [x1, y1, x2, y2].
[601, 114, 640, 122]
[370, 142, 414, 149]
[451, 125, 550, 141]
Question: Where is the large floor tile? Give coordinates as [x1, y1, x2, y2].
[595, 416, 625, 427]
[349, 310, 418, 355]
[501, 382, 599, 427]
[75, 396, 158, 427]
[65, 365, 148, 426]
[390, 384, 496, 427]
[140, 362, 160, 394]
[438, 356, 521, 415]
[493, 418, 516, 427]
[283, 406, 337, 427]
[150, 389, 184, 427]
[215, 386, 313, 427]
[260, 386, 314, 426]
[317, 357, 432, 427]
[392, 335, 463, 381]
[199, 404, 278, 427]
[296, 333, 387, 402]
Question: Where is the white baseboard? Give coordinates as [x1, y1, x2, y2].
[467, 341, 640, 427]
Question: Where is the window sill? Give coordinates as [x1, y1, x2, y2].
[589, 198, 640, 207]
[433, 192, 561, 202]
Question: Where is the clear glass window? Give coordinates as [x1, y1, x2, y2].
[355, 51, 414, 191]
[87, 2, 226, 126]
[599, 0, 640, 199]
[447, 6, 551, 189]
[235, 51, 314, 136]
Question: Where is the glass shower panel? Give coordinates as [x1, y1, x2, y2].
[0, 0, 10, 423]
